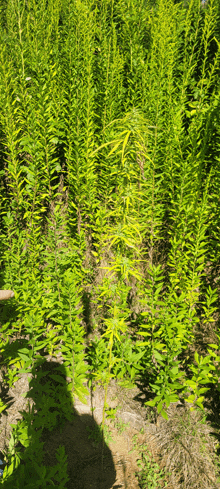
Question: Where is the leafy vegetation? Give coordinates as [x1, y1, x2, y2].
[130, 434, 170, 488]
[0, 0, 220, 486]
[135, 445, 169, 489]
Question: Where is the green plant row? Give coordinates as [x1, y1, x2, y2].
[0, 0, 220, 485]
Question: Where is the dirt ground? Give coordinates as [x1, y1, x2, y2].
[0, 357, 219, 489]
[47, 379, 157, 489]
[0, 358, 164, 488]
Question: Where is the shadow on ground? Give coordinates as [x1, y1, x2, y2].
[1, 358, 116, 488]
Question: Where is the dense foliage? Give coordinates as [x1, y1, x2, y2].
[0, 0, 220, 485]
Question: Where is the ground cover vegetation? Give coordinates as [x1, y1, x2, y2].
[0, 0, 220, 486]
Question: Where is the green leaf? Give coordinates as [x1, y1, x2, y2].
[185, 394, 196, 403]
[164, 393, 170, 408]
[154, 351, 163, 361]
[49, 374, 66, 384]
[196, 396, 204, 404]
[194, 351, 199, 364]
[161, 409, 168, 420]
[18, 353, 31, 361]
[0, 403, 8, 414]
[157, 401, 163, 414]
[145, 400, 156, 407]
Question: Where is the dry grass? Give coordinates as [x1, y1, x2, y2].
[151, 402, 220, 489]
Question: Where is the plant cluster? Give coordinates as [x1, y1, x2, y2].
[131, 435, 169, 489]
[0, 0, 219, 486]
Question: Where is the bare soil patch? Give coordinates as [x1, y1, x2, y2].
[0, 359, 219, 489]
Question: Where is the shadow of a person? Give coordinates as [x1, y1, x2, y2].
[1, 358, 116, 489]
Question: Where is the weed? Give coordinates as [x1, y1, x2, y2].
[114, 418, 130, 434]
[151, 403, 219, 489]
[0, 0, 219, 486]
[86, 424, 114, 447]
[133, 440, 169, 489]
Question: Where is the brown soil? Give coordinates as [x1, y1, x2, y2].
[50, 379, 152, 489]
[0, 359, 162, 488]
[0, 358, 219, 489]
